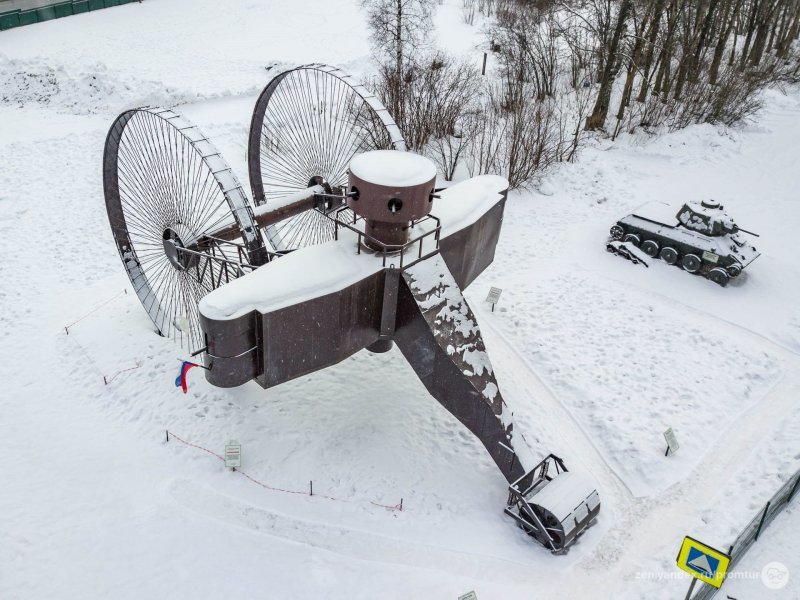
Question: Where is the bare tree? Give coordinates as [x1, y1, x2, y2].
[361, 0, 800, 185]
[585, 0, 633, 130]
[373, 52, 480, 154]
[362, 0, 436, 122]
[429, 109, 481, 180]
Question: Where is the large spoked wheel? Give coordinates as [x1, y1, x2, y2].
[103, 107, 267, 351]
[248, 64, 406, 251]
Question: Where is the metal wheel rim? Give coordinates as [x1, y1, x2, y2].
[248, 64, 406, 251]
[623, 234, 640, 246]
[660, 247, 678, 264]
[642, 240, 659, 257]
[683, 254, 701, 272]
[709, 268, 729, 285]
[103, 107, 265, 351]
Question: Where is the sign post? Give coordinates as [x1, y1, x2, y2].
[664, 427, 679, 456]
[225, 440, 242, 470]
[676, 535, 730, 595]
[486, 287, 502, 312]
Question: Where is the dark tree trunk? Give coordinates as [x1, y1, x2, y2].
[777, 7, 800, 58]
[616, 1, 656, 123]
[739, 0, 761, 70]
[710, 0, 741, 84]
[688, 0, 720, 83]
[586, 0, 633, 130]
[636, 0, 669, 102]
[748, 0, 778, 66]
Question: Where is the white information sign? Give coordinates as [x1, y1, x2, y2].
[664, 427, 679, 454]
[486, 287, 502, 305]
[458, 592, 478, 600]
[225, 441, 242, 469]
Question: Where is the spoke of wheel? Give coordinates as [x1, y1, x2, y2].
[251, 65, 404, 251]
[105, 108, 258, 352]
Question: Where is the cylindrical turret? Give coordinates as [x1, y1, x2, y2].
[348, 150, 437, 250]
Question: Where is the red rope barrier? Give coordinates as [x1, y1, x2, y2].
[166, 431, 225, 461]
[166, 430, 403, 511]
[64, 289, 127, 333]
[104, 362, 142, 384]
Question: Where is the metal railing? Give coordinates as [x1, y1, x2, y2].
[691, 467, 800, 599]
[178, 236, 259, 290]
[328, 206, 442, 271]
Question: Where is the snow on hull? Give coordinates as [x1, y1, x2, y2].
[436, 175, 509, 238]
[623, 201, 760, 266]
[200, 175, 509, 322]
[199, 233, 382, 320]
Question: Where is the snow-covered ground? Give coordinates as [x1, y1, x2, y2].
[1, 1, 799, 599]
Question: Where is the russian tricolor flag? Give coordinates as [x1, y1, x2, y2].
[175, 361, 200, 394]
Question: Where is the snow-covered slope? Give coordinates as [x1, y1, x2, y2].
[1, 1, 799, 599]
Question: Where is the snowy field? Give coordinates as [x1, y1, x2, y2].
[1, 1, 799, 598]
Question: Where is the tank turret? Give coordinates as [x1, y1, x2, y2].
[676, 199, 759, 238]
[676, 200, 735, 236]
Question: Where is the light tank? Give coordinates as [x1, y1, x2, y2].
[607, 199, 760, 286]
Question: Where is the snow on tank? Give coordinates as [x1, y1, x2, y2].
[676, 199, 737, 236]
[608, 199, 761, 286]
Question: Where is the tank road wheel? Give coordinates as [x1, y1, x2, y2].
[609, 224, 625, 240]
[248, 64, 405, 251]
[682, 253, 702, 273]
[708, 267, 730, 287]
[727, 264, 742, 278]
[659, 246, 679, 265]
[623, 233, 641, 246]
[103, 107, 266, 352]
[641, 240, 659, 258]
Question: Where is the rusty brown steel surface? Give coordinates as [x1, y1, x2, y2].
[363, 220, 409, 249]
[200, 309, 260, 388]
[208, 198, 317, 242]
[200, 267, 384, 389]
[199, 186, 508, 389]
[438, 188, 508, 289]
[394, 258, 526, 483]
[256, 270, 385, 388]
[347, 175, 435, 224]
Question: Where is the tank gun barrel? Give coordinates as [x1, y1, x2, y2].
[734, 226, 760, 237]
